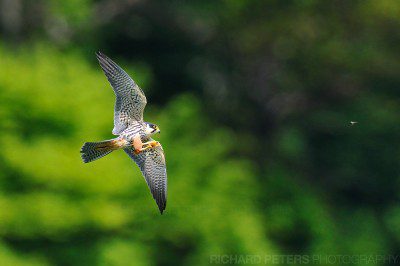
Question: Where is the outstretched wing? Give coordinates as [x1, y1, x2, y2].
[96, 51, 147, 135]
[124, 143, 167, 214]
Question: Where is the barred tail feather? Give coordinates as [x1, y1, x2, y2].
[80, 139, 116, 163]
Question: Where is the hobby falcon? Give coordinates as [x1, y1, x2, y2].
[80, 52, 167, 214]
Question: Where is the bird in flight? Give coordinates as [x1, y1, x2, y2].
[80, 52, 167, 214]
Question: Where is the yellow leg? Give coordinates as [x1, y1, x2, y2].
[134, 141, 160, 154]
[142, 140, 158, 147]
[137, 141, 160, 153]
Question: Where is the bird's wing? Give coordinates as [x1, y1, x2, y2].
[96, 51, 147, 135]
[124, 143, 167, 214]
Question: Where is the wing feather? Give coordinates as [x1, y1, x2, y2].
[124, 143, 167, 214]
[96, 51, 147, 135]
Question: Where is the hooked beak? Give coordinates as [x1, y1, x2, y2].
[153, 126, 160, 134]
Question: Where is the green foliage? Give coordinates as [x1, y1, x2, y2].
[47, 0, 92, 25]
[0, 45, 275, 265]
[1, 0, 400, 265]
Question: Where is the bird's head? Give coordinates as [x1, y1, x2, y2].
[144, 122, 161, 135]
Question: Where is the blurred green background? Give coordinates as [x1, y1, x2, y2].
[0, 0, 400, 265]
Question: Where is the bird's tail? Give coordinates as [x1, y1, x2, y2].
[80, 139, 119, 163]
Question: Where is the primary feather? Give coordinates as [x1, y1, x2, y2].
[124, 145, 167, 214]
[96, 51, 147, 135]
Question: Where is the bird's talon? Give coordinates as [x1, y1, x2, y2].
[153, 141, 161, 147]
[141, 141, 159, 148]
[134, 141, 159, 154]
